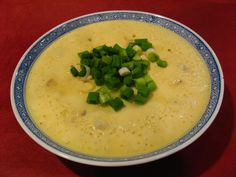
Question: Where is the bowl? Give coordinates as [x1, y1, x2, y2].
[10, 10, 224, 166]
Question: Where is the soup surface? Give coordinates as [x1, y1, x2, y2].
[26, 20, 210, 157]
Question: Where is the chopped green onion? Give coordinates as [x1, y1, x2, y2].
[77, 65, 87, 77]
[140, 42, 152, 51]
[126, 44, 136, 58]
[113, 44, 122, 54]
[121, 61, 134, 70]
[105, 77, 122, 89]
[91, 68, 104, 85]
[137, 86, 150, 97]
[70, 65, 87, 77]
[147, 52, 160, 62]
[79, 50, 92, 59]
[92, 48, 101, 58]
[132, 65, 144, 78]
[102, 66, 117, 75]
[120, 86, 134, 100]
[134, 39, 153, 51]
[87, 92, 100, 104]
[147, 81, 157, 92]
[103, 45, 116, 55]
[123, 75, 134, 86]
[92, 57, 100, 67]
[119, 48, 129, 61]
[91, 67, 103, 79]
[157, 59, 168, 68]
[109, 97, 124, 111]
[112, 55, 121, 68]
[70, 66, 79, 77]
[133, 45, 142, 54]
[71, 38, 167, 111]
[97, 87, 112, 104]
[99, 92, 111, 104]
[80, 57, 92, 67]
[143, 74, 153, 83]
[102, 55, 112, 65]
[100, 50, 107, 56]
[135, 77, 146, 89]
[94, 45, 107, 56]
[136, 60, 150, 68]
[134, 94, 147, 104]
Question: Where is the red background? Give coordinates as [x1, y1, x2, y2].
[1, 0, 236, 177]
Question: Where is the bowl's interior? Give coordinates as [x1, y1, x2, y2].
[11, 11, 224, 166]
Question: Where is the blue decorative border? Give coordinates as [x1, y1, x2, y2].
[13, 11, 222, 162]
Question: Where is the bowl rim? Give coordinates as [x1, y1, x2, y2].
[10, 10, 224, 167]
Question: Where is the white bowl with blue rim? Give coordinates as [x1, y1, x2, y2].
[11, 10, 224, 166]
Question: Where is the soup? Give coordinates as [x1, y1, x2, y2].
[26, 20, 210, 157]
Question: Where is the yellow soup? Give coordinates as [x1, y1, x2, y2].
[26, 20, 211, 157]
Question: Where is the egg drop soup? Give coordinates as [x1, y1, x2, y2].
[26, 20, 210, 157]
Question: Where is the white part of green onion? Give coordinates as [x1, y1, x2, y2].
[80, 65, 91, 81]
[83, 65, 90, 77]
[133, 45, 142, 54]
[146, 48, 155, 55]
[118, 67, 130, 76]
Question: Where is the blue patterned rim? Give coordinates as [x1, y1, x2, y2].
[11, 11, 224, 166]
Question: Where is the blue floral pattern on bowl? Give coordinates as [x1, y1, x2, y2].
[11, 11, 224, 166]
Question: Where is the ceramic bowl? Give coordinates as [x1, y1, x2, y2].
[11, 11, 224, 166]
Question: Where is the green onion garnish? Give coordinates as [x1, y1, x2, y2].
[134, 94, 148, 104]
[70, 65, 87, 77]
[157, 59, 168, 68]
[70, 38, 168, 111]
[147, 52, 160, 62]
[87, 92, 100, 104]
[109, 97, 124, 111]
[120, 86, 134, 100]
[70, 66, 79, 77]
[134, 39, 153, 51]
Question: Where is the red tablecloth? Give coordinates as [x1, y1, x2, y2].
[1, 0, 236, 177]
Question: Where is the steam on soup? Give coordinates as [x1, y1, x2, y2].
[26, 20, 210, 157]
